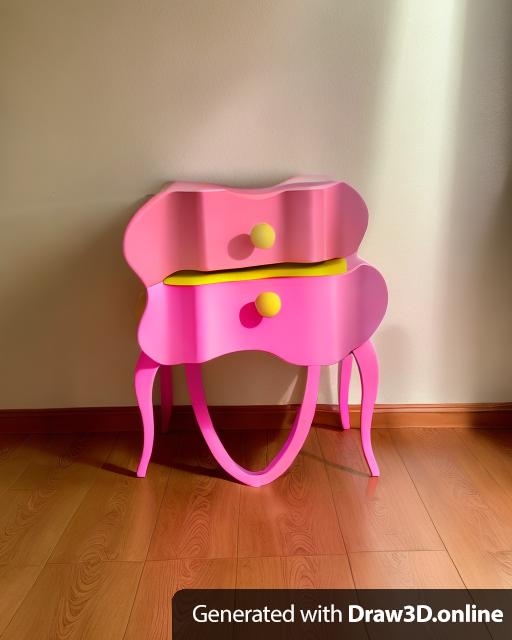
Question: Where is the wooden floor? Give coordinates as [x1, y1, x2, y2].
[1, 426, 512, 638]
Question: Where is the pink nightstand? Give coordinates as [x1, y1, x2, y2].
[124, 177, 387, 486]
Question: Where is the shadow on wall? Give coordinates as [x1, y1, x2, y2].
[439, 0, 512, 405]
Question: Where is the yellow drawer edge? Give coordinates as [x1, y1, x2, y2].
[163, 258, 347, 286]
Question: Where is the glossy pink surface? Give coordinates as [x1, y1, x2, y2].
[185, 362, 321, 486]
[352, 340, 380, 476]
[138, 262, 387, 366]
[124, 179, 368, 286]
[124, 177, 388, 484]
[339, 353, 353, 430]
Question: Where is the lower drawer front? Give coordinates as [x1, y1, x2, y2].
[138, 264, 387, 366]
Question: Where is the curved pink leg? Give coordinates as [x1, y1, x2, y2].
[160, 365, 172, 433]
[338, 354, 353, 430]
[135, 352, 159, 478]
[184, 363, 320, 487]
[352, 340, 380, 477]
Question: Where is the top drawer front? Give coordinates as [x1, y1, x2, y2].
[124, 181, 368, 286]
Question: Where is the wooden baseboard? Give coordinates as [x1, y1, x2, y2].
[0, 403, 511, 433]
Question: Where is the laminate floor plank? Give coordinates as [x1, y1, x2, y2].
[317, 428, 442, 552]
[0, 433, 101, 497]
[124, 558, 236, 640]
[0, 434, 115, 565]
[8, 433, 116, 491]
[49, 433, 173, 563]
[0, 565, 42, 636]
[237, 555, 354, 588]
[2, 561, 143, 640]
[0, 434, 30, 497]
[147, 431, 241, 560]
[450, 550, 512, 588]
[349, 550, 464, 588]
[238, 429, 346, 558]
[392, 428, 512, 587]
[455, 429, 512, 500]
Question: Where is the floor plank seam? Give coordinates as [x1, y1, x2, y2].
[233, 429, 252, 586]
[346, 548, 453, 554]
[145, 555, 239, 563]
[43, 559, 149, 566]
[233, 484, 242, 589]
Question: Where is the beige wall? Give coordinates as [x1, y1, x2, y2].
[1, 0, 511, 409]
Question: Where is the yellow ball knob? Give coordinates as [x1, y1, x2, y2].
[250, 222, 275, 249]
[255, 291, 281, 317]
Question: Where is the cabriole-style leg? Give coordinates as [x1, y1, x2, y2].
[185, 363, 320, 487]
[338, 354, 353, 430]
[160, 365, 172, 433]
[352, 340, 380, 477]
[135, 352, 159, 478]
